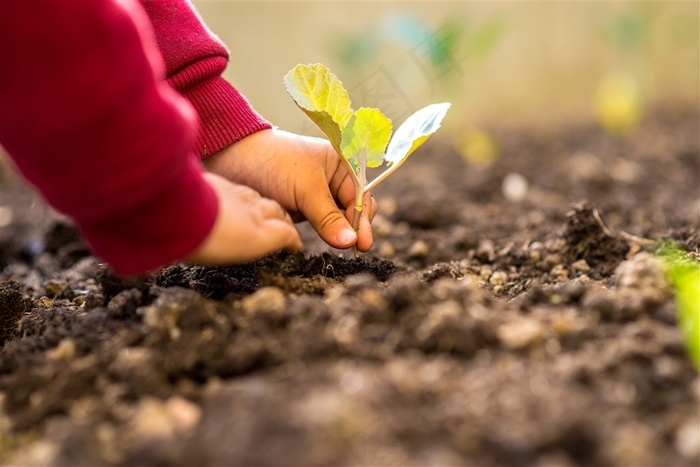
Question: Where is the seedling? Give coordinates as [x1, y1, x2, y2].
[284, 63, 451, 257]
[660, 245, 700, 370]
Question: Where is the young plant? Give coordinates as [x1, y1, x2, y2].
[660, 245, 700, 370]
[284, 63, 451, 257]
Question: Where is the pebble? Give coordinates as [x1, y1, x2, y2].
[479, 266, 493, 282]
[378, 196, 398, 217]
[544, 239, 566, 251]
[164, 395, 202, 432]
[615, 252, 669, 291]
[497, 318, 544, 350]
[550, 264, 569, 279]
[46, 338, 76, 361]
[543, 254, 563, 267]
[528, 241, 544, 262]
[675, 418, 700, 457]
[372, 214, 393, 237]
[568, 151, 605, 180]
[241, 286, 286, 317]
[571, 259, 590, 274]
[476, 239, 496, 262]
[489, 271, 508, 286]
[126, 395, 202, 439]
[610, 158, 642, 183]
[408, 240, 429, 258]
[502, 173, 529, 202]
[378, 242, 396, 258]
[358, 289, 387, 309]
[43, 280, 66, 298]
[130, 398, 175, 439]
[344, 273, 376, 290]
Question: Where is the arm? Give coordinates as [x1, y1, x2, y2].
[139, 1, 377, 252]
[138, 0, 272, 159]
[0, 0, 218, 274]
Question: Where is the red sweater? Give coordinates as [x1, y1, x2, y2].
[0, 0, 271, 275]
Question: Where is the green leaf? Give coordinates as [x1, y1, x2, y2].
[284, 64, 354, 150]
[385, 102, 451, 168]
[661, 247, 700, 370]
[340, 108, 393, 175]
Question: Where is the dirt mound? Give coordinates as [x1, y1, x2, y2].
[1, 110, 698, 466]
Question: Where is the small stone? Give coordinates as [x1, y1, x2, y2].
[35, 296, 54, 308]
[610, 158, 642, 183]
[358, 289, 387, 309]
[550, 314, 573, 337]
[378, 242, 396, 258]
[571, 259, 590, 273]
[241, 286, 286, 317]
[528, 241, 544, 262]
[408, 240, 429, 258]
[378, 196, 398, 217]
[568, 151, 605, 180]
[502, 173, 529, 202]
[344, 273, 376, 290]
[131, 398, 174, 439]
[575, 274, 591, 284]
[543, 254, 563, 267]
[372, 214, 393, 237]
[616, 252, 669, 291]
[479, 266, 493, 282]
[476, 239, 496, 262]
[164, 395, 202, 432]
[676, 418, 700, 457]
[498, 318, 543, 350]
[393, 221, 411, 236]
[550, 264, 569, 278]
[43, 280, 66, 298]
[46, 338, 76, 360]
[489, 271, 508, 286]
[544, 238, 567, 251]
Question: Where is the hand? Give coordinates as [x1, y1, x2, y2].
[203, 129, 377, 252]
[185, 173, 302, 265]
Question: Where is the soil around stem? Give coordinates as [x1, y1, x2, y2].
[0, 109, 698, 466]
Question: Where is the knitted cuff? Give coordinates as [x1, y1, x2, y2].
[169, 56, 272, 159]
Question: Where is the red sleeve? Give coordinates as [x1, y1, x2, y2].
[0, 0, 218, 275]
[139, 0, 272, 159]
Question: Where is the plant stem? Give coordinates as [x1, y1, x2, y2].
[365, 162, 401, 192]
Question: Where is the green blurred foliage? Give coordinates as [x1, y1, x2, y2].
[605, 4, 652, 52]
[328, 12, 506, 81]
[660, 245, 700, 371]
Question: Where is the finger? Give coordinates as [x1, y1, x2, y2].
[367, 193, 378, 222]
[334, 170, 359, 212]
[259, 218, 303, 253]
[227, 183, 262, 203]
[297, 176, 358, 250]
[356, 192, 375, 252]
[253, 197, 294, 224]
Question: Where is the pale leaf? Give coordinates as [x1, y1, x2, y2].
[340, 108, 393, 175]
[284, 64, 354, 149]
[385, 102, 451, 168]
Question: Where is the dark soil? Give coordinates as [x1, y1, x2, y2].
[0, 109, 698, 466]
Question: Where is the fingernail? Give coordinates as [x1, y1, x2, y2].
[337, 228, 357, 246]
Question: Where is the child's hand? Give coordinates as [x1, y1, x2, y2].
[186, 173, 302, 265]
[203, 129, 378, 253]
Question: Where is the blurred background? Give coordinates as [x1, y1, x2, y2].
[1, 1, 697, 234]
[194, 0, 698, 140]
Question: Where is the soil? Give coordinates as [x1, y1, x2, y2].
[0, 109, 698, 466]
